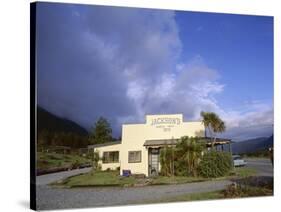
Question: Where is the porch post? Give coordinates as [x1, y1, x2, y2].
[228, 142, 232, 154]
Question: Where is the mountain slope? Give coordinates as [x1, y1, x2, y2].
[37, 106, 88, 135]
[232, 136, 273, 154]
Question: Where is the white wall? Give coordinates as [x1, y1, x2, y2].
[94, 143, 122, 171]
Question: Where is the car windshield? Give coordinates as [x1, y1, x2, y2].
[233, 156, 242, 160]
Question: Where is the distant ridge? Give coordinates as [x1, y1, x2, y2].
[232, 135, 273, 154]
[37, 106, 88, 135]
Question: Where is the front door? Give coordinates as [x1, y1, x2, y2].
[149, 148, 160, 176]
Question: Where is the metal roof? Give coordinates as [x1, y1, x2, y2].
[143, 139, 180, 146]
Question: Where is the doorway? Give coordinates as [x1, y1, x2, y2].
[148, 148, 160, 177]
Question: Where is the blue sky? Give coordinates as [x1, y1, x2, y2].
[176, 12, 273, 110]
[37, 3, 273, 141]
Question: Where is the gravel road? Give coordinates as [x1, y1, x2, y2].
[245, 158, 273, 176]
[36, 158, 273, 210]
[36, 180, 231, 210]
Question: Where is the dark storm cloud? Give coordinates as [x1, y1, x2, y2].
[36, 3, 273, 139]
[36, 3, 181, 135]
[37, 4, 136, 133]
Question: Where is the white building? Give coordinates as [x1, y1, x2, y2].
[88, 114, 230, 177]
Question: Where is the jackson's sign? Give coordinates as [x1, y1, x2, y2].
[151, 117, 181, 126]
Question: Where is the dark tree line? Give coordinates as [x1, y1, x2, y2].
[38, 116, 119, 149]
[37, 130, 89, 148]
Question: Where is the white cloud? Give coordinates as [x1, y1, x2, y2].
[190, 82, 225, 98]
[209, 99, 273, 140]
[124, 54, 273, 140]
[124, 56, 226, 121]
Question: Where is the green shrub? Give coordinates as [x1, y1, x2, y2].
[72, 160, 80, 169]
[222, 183, 272, 198]
[88, 150, 100, 172]
[160, 145, 174, 176]
[160, 137, 205, 177]
[174, 160, 189, 176]
[198, 150, 233, 178]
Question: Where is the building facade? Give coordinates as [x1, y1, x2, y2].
[89, 114, 208, 177]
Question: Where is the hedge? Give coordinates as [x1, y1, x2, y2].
[198, 150, 233, 178]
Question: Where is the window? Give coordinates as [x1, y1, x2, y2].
[128, 151, 141, 163]
[102, 151, 119, 163]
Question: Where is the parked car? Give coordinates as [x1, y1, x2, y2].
[232, 155, 247, 167]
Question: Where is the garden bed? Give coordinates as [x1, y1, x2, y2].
[51, 170, 137, 188]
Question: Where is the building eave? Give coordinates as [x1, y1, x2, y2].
[88, 141, 121, 149]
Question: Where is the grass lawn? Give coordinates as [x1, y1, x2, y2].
[37, 152, 91, 170]
[52, 171, 209, 188]
[145, 184, 273, 204]
[52, 166, 258, 188]
[146, 176, 273, 204]
[232, 167, 257, 178]
[150, 175, 206, 185]
[52, 170, 137, 187]
[145, 191, 224, 203]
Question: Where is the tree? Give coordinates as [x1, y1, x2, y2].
[89, 117, 112, 144]
[176, 136, 204, 177]
[200, 111, 214, 137]
[200, 111, 226, 148]
[160, 137, 205, 177]
[38, 129, 52, 147]
[89, 150, 100, 175]
[212, 119, 226, 147]
[160, 144, 174, 176]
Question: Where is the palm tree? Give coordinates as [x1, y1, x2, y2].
[200, 111, 226, 148]
[200, 111, 214, 137]
[213, 120, 226, 147]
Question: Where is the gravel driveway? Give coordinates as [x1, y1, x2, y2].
[245, 158, 273, 176]
[36, 180, 231, 210]
[36, 167, 92, 185]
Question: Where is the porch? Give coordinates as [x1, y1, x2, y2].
[144, 137, 232, 177]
